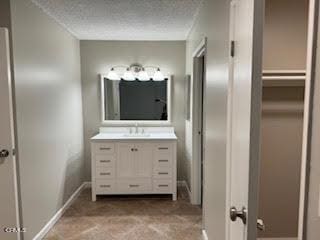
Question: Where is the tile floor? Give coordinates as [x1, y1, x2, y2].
[44, 187, 202, 240]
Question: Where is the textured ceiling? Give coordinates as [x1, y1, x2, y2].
[31, 0, 203, 40]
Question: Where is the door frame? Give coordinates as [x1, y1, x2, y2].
[225, 0, 264, 239]
[191, 37, 207, 205]
[0, 27, 21, 240]
[224, 0, 318, 238]
[299, 0, 319, 239]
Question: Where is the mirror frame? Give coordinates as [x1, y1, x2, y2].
[100, 74, 172, 125]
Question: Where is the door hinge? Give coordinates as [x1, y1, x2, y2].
[230, 40, 235, 57]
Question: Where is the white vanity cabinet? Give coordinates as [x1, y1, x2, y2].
[91, 136, 177, 201]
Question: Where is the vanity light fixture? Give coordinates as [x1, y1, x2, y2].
[123, 68, 135, 81]
[106, 63, 167, 81]
[138, 68, 150, 81]
[153, 68, 165, 81]
[106, 68, 120, 81]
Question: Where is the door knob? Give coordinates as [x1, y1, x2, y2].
[257, 219, 265, 231]
[0, 149, 9, 158]
[230, 206, 247, 224]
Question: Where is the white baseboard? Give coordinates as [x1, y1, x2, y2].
[258, 239, 297, 240]
[33, 182, 88, 240]
[202, 229, 208, 240]
[177, 180, 192, 201]
[83, 181, 91, 188]
[258, 238, 297, 240]
[177, 180, 184, 187]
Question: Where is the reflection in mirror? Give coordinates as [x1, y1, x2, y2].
[103, 78, 168, 121]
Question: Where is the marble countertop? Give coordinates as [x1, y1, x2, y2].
[91, 132, 177, 140]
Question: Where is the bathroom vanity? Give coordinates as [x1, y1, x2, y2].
[91, 127, 177, 201]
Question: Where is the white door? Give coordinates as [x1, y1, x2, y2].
[117, 143, 135, 178]
[0, 28, 21, 240]
[227, 0, 263, 240]
[134, 143, 152, 178]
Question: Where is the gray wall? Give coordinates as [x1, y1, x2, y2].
[10, 0, 85, 239]
[0, 1, 12, 31]
[80, 41, 186, 181]
[307, 3, 320, 238]
[186, 0, 231, 238]
[263, 0, 309, 70]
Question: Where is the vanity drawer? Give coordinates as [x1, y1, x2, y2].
[94, 143, 115, 154]
[153, 179, 172, 193]
[154, 143, 173, 155]
[117, 179, 152, 193]
[95, 155, 115, 168]
[96, 167, 115, 179]
[153, 168, 172, 179]
[95, 179, 116, 194]
[154, 153, 173, 168]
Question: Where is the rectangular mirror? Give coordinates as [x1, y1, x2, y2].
[101, 75, 171, 124]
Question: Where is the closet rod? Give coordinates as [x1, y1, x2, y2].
[263, 70, 306, 74]
[262, 101, 304, 114]
[263, 76, 306, 80]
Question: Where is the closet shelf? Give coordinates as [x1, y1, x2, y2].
[262, 70, 306, 87]
[262, 101, 304, 114]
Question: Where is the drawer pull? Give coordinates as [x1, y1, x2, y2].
[100, 172, 111, 176]
[100, 160, 111, 163]
[100, 147, 111, 150]
[158, 172, 169, 175]
[158, 184, 169, 187]
[158, 159, 169, 162]
[100, 184, 111, 188]
[129, 184, 140, 188]
[158, 147, 169, 150]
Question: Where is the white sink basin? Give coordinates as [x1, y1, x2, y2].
[122, 133, 151, 138]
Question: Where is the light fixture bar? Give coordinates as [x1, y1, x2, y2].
[106, 64, 168, 81]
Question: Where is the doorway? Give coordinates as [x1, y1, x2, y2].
[258, 0, 316, 239]
[191, 38, 206, 206]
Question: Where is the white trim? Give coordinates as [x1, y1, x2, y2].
[100, 74, 172, 126]
[226, 2, 236, 240]
[33, 182, 88, 240]
[177, 180, 192, 201]
[262, 76, 306, 80]
[262, 71, 306, 87]
[0, 28, 21, 240]
[83, 181, 91, 188]
[191, 37, 207, 205]
[298, 0, 318, 239]
[193, 38, 207, 58]
[257, 238, 297, 240]
[202, 229, 208, 240]
[263, 70, 306, 74]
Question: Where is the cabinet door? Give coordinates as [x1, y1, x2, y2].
[117, 143, 135, 178]
[134, 143, 153, 178]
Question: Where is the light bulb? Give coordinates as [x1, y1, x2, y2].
[138, 68, 150, 81]
[123, 68, 135, 81]
[153, 68, 165, 81]
[106, 68, 120, 80]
